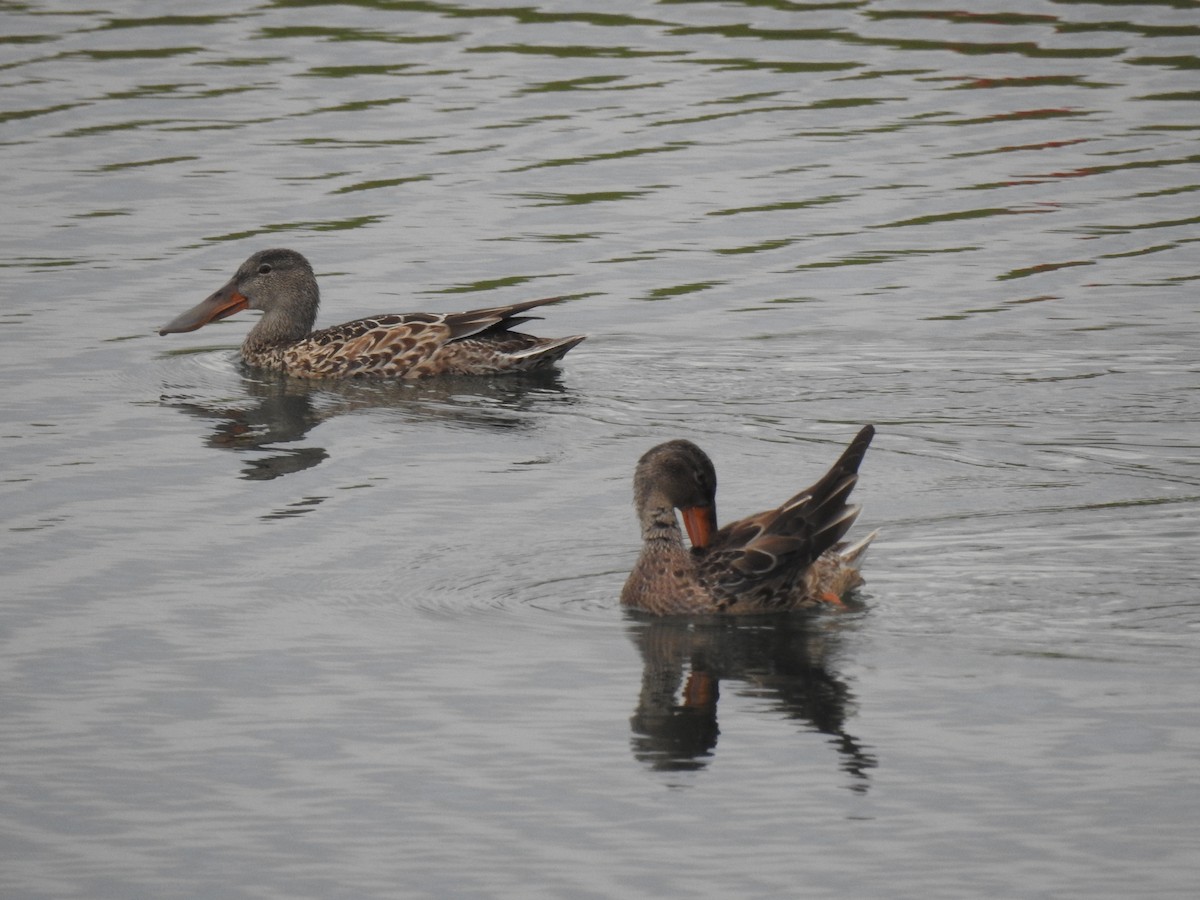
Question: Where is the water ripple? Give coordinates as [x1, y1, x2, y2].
[4, 3, 1200, 898]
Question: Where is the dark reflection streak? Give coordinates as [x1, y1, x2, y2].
[259, 26, 458, 44]
[1021, 154, 1200, 183]
[71, 48, 207, 60]
[0, 34, 59, 46]
[0, 102, 84, 123]
[626, 614, 876, 790]
[1125, 56, 1200, 70]
[243, 447, 330, 482]
[946, 75, 1110, 89]
[98, 16, 237, 30]
[202, 215, 388, 245]
[867, 11, 1058, 26]
[651, 100, 874, 128]
[510, 144, 689, 172]
[669, 21, 1124, 60]
[161, 367, 575, 480]
[163, 375, 327, 481]
[1058, 22, 1200, 39]
[1085, 214, 1200, 233]
[270, 1, 667, 30]
[467, 45, 682, 60]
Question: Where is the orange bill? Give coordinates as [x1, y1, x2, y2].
[680, 504, 718, 550]
[818, 590, 845, 608]
[682, 670, 717, 708]
[159, 279, 249, 335]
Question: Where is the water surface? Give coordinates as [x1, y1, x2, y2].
[2, 2, 1198, 898]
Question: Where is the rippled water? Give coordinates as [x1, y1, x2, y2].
[3, 2, 1199, 898]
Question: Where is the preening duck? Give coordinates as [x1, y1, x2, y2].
[620, 426, 877, 615]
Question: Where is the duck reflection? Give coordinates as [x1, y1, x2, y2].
[626, 613, 876, 789]
[162, 368, 573, 480]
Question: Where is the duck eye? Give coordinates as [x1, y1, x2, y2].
[257, 263, 272, 275]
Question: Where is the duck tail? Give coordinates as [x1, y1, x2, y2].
[510, 334, 587, 366]
[837, 529, 879, 568]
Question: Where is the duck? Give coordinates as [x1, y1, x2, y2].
[620, 425, 877, 615]
[159, 248, 585, 378]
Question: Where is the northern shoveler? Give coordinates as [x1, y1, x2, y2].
[159, 248, 585, 378]
[620, 426, 877, 615]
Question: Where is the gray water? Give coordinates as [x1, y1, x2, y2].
[3, 2, 1198, 898]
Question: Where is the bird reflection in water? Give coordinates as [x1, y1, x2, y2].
[161, 368, 574, 481]
[626, 613, 877, 790]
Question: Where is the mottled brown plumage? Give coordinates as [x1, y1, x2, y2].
[159, 248, 585, 378]
[620, 426, 878, 616]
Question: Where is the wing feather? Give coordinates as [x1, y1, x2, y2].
[697, 426, 875, 604]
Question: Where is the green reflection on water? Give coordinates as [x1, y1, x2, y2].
[203, 215, 387, 244]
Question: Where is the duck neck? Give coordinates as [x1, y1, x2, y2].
[245, 284, 319, 350]
[639, 503, 689, 550]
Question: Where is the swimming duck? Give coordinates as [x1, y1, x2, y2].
[159, 248, 585, 378]
[620, 426, 877, 615]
